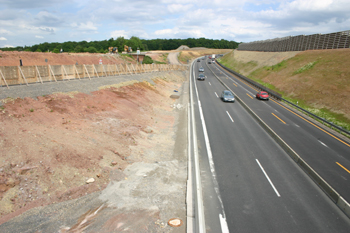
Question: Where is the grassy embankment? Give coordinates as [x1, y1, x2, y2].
[218, 49, 350, 134]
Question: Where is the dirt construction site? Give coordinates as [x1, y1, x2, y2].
[0, 51, 189, 232]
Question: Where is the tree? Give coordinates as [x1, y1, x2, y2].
[84, 46, 98, 53]
[128, 36, 143, 51]
[74, 45, 84, 53]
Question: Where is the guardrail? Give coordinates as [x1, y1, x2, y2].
[216, 61, 350, 137]
[238, 30, 350, 52]
[0, 63, 187, 89]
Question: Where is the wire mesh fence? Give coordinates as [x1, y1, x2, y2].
[238, 30, 350, 52]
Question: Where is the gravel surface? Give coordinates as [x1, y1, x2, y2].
[0, 72, 181, 105]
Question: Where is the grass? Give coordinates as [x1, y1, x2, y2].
[29, 108, 34, 112]
[265, 60, 288, 71]
[284, 96, 350, 134]
[154, 61, 167, 64]
[293, 61, 318, 75]
[220, 49, 350, 136]
[178, 52, 191, 64]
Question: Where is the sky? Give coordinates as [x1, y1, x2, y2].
[0, 0, 349, 48]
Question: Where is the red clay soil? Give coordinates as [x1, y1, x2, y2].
[0, 79, 181, 224]
[0, 51, 132, 66]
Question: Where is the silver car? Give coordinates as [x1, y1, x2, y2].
[221, 90, 235, 102]
[199, 67, 204, 72]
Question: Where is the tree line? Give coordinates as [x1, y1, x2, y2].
[0, 36, 239, 53]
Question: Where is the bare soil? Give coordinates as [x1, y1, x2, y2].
[0, 74, 186, 228]
[0, 51, 134, 66]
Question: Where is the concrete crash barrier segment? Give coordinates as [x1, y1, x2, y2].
[207, 62, 350, 219]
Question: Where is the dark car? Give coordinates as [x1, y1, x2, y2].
[197, 59, 200, 62]
[221, 90, 235, 102]
[199, 67, 204, 72]
[256, 91, 269, 100]
[208, 60, 211, 64]
[197, 74, 206, 81]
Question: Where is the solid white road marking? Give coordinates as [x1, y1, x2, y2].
[209, 82, 212, 86]
[191, 61, 206, 232]
[215, 92, 219, 98]
[194, 63, 230, 233]
[226, 111, 234, 122]
[256, 159, 281, 197]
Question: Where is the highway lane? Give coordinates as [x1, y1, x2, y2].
[192, 59, 350, 232]
[208, 61, 350, 202]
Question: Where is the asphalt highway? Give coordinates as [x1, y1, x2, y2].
[191, 58, 350, 232]
[209, 60, 350, 202]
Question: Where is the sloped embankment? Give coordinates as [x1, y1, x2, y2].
[219, 49, 350, 125]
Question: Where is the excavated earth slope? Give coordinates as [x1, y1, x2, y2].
[0, 70, 188, 233]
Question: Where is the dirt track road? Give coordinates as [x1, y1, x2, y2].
[167, 52, 181, 65]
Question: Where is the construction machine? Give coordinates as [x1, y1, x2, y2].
[124, 45, 132, 53]
[108, 47, 118, 54]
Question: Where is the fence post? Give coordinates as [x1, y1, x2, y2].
[18, 66, 29, 85]
[48, 65, 57, 82]
[74, 65, 81, 80]
[0, 69, 9, 89]
[83, 65, 91, 80]
[35, 65, 43, 84]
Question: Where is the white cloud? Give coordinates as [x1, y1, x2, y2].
[1, 0, 350, 47]
[71, 21, 98, 31]
[167, 4, 193, 13]
[0, 37, 7, 41]
[110, 30, 129, 39]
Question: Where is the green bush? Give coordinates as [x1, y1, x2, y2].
[142, 55, 153, 64]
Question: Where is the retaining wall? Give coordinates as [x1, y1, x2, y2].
[0, 63, 187, 88]
[238, 30, 350, 52]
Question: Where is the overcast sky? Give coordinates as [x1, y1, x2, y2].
[0, 0, 349, 48]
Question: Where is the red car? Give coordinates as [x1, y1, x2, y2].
[256, 91, 269, 100]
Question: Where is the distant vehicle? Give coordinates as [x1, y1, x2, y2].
[212, 54, 216, 59]
[199, 67, 204, 72]
[209, 56, 212, 59]
[208, 61, 211, 64]
[221, 90, 235, 102]
[197, 59, 200, 62]
[256, 91, 269, 100]
[197, 74, 206, 81]
[212, 60, 216, 63]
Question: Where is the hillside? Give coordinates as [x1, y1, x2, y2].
[219, 49, 350, 130]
